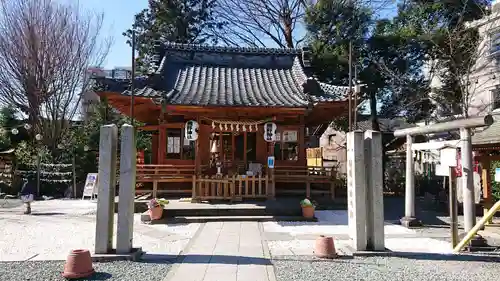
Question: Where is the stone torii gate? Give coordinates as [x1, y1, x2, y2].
[394, 115, 493, 237]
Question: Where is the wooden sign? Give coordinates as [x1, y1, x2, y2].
[82, 173, 98, 200]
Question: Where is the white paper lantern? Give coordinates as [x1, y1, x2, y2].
[83, 145, 90, 152]
[35, 134, 42, 141]
[11, 128, 18, 135]
[23, 124, 31, 130]
[185, 120, 199, 141]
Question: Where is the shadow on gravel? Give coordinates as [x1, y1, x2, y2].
[381, 252, 500, 263]
[140, 253, 271, 265]
[78, 272, 112, 280]
[30, 212, 67, 216]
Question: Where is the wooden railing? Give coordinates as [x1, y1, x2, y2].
[192, 175, 270, 201]
[136, 164, 196, 197]
[273, 166, 337, 199]
[135, 164, 339, 200]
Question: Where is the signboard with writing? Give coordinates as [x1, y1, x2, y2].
[282, 131, 297, 142]
[267, 156, 275, 169]
[82, 173, 98, 200]
[495, 168, 500, 182]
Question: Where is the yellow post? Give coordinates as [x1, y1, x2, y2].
[453, 199, 500, 252]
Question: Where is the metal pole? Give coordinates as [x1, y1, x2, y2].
[348, 40, 352, 132]
[36, 152, 40, 197]
[130, 30, 136, 126]
[72, 154, 76, 198]
[460, 127, 476, 232]
[405, 134, 415, 218]
[449, 167, 458, 247]
[353, 64, 358, 130]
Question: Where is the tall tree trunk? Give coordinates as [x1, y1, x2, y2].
[370, 90, 380, 131]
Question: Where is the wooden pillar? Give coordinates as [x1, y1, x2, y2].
[158, 126, 166, 164]
[195, 116, 201, 175]
[481, 159, 493, 225]
[298, 116, 306, 166]
[152, 133, 159, 164]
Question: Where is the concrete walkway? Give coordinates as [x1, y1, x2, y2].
[166, 221, 275, 281]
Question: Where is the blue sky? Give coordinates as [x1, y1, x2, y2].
[77, 0, 149, 69]
[79, 0, 397, 69]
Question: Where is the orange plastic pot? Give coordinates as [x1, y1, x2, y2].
[62, 249, 94, 279]
[148, 205, 163, 220]
[314, 235, 337, 259]
[302, 206, 315, 218]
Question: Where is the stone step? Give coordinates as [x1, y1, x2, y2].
[141, 214, 317, 224]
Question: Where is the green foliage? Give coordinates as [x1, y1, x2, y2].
[306, 0, 431, 127]
[491, 161, 500, 201]
[123, 0, 224, 73]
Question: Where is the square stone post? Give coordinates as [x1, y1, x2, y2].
[117, 124, 137, 254]
[346, 131, 367, 251]
[95, 124, 118, 254]
[364, 130, 385, 251]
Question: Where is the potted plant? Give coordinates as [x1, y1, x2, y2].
[300, 198, 315, 219]
[147, 198, 169, 220]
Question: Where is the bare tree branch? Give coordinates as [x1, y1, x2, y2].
[0, 0, 111, 148]
[214, 0, 309, 48]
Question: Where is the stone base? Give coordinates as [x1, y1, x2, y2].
[458, 234, 489, 251]
[92, 247, 143, 262]
[399, 216, 422, 228]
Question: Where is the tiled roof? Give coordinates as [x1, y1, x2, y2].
[472, 114, 500, 145]
[113, 42, 349, 107]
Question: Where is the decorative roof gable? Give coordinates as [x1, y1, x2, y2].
[96, 43, 349, 108]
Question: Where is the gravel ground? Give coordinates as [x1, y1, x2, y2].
[0, 260, 172, 281]
[272, 254, 500, 281]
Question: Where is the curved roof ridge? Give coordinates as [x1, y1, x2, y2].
[161, 42, 302, 55]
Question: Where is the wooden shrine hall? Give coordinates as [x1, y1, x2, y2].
[93, 43, 350, 201]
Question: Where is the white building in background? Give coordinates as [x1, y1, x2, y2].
[81, 67, 131, 120]
[460, 3, 500, 117]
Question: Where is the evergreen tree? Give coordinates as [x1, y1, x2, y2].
[123, 0, 224, 73]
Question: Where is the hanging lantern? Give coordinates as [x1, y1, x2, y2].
[57, 143, 64, 149]
[83, 145, 90, 152]
[224, 124, 228, 131]
[23, 124, 31, 130]
[219, 124, 223, 131]
[236, 124, 240, 131]
[35, 134, 43, 141]
[263, 122, 277, 142]
[242, 125, 246, 131]
[185, 120, 199, 141]
[11, 128, 18, 135]
[249, 124, 253, 132]
[212, 122, 216, 129]
[231, 124, 234, 131]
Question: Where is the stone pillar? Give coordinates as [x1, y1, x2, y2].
[400, 134, 420, 227]
[346, 131, 367, 251]
[117, 124, 136, 254]
[95, 124, 118, 254]
[364, 130, 385, 251]
[460, 128, 475, 232]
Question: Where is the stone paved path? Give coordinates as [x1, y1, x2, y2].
[166, 221, 275, 281]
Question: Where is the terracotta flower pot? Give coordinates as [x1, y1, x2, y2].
[302, 206, 315, 218]
[314, 235, 337, 259]
[148, 205, 163, 220]
[62, 249, 95, 279]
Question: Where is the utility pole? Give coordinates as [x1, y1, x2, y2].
[348, 40, 353, 132]
[130, 30, 136, 126]
[353, 64, 358, 129]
